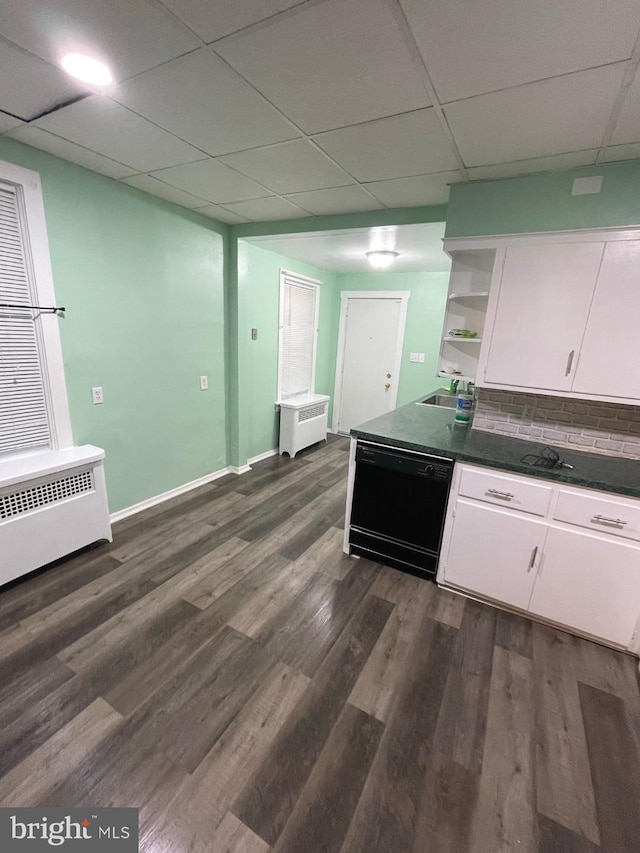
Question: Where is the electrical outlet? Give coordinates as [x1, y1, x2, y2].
[200, 375, 208, 391]
[523, 405, 535, 419]
[91, 386, 104, 405]
[251, 328, 258, 340]
[409, 352, 419, 363]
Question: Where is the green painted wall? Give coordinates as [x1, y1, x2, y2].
[232, 204, 448, 238]
[446, 160, 640, 238]
[238, 241, 338, 459]
[0, 136, 227, 513]
[334, 270, 450, 407]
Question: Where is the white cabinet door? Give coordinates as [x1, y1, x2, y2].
[572, 240, 640, 400]
[483, 243, 603, 391]
[443, 498, 547, 610]
[528, 526, 640, 647]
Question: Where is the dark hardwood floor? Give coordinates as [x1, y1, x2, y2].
[1, 434, 639, 852]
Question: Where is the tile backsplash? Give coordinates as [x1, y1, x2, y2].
[472, 389, 640, 459]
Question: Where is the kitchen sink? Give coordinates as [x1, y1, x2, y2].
[417, 391, 458, 408]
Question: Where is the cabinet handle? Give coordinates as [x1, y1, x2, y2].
[564, 349, 575, 376]
[527, 545, 538, 572]
[591, 514, 627, 526]
[487, 488, 514, 500]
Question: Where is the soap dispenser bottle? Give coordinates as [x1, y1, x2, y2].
[455, 382, 473, 423]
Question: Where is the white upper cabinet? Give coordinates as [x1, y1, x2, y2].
[482, 242, 604, 391]
[572, 241, 640, 399]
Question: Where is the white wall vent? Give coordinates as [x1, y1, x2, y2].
[278, 393, 330, 458]
[0, 469, 94, 520]
[298, 403, 326, 423]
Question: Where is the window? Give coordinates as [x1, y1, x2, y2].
[277, 269, 320, 401]
[0, 161, 72, 456]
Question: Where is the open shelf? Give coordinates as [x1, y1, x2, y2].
[438, 372, 475, 382]
[438, 248, 496, 382]
[448, 291, 490, 300]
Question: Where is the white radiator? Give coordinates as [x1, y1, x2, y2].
[278, 394, 331, 458]
[0, 445, 112, 587]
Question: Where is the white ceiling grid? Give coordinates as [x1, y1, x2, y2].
[0, 0, 638, 223]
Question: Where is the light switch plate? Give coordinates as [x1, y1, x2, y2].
[571, 176, 603, 196]
[200, 375, 208, 390]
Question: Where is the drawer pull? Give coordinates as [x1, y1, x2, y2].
[487, 489, 514, 500]
[527, 545, 538, 572]
[591, 514, 627, 526]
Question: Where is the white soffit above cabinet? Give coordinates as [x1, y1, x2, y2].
[0, 0, 639, 222]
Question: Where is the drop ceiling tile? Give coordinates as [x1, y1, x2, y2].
[444, 64, 627, 168]
[467, 151, 599, 181]
[161, 0, 307, 42]
[222, 196, 309, 221]
[197, 205, 250, 224]
[363, 171, 463, 207]
[34, 97, 204, 172]
[0, 112, 23, 134]
[120, 174, 211, 208]
[5, 125, 136, 179]
[314, 110, 459, 182]
[400, 0, 640, 102]
[113, 48, 300, 160]
[600, 142, 640, 163]
[113, 50, 298, 157]
[0, 0, 200, 81]
[149, 159, 271, 204]
[285, 186, 383, 216]
[0, 40, 88, 121]
[219, 140, 354, 194]
[215, 0, 430, 133]
[610, 71, 640, 144]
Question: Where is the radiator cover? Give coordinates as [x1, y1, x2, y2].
[0, 445, 112, 587]
[278, 393, 330, 458]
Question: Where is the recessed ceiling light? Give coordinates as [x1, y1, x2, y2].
[61, 53, 113, 87]
[366, 250, 399, 269]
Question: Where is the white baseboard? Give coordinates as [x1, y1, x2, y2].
[248, 448, 278, 465]
[110, 465, 235, 523]
[228, 464, 252, 475]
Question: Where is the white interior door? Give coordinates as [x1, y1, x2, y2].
[336, 294, 407, 433]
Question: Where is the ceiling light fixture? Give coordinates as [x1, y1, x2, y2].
[366, 250, 399, 269]
[61, 53, 113, 86]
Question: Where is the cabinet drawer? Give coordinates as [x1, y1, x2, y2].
[553, 490, 640, 543]
[458, 466, 553, 516]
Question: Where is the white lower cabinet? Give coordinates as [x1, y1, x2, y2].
[439, 463, 640, 650]
[444, 499, 546, 610]
[528, 526, 640, 648]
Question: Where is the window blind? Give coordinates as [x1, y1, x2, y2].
[0, 183, 51, 454]
[278, 272, 319, 400]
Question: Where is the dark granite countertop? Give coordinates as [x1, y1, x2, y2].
[351, 391, 640, 499]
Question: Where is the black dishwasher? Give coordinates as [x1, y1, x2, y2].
[349, 440, 454, 579]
